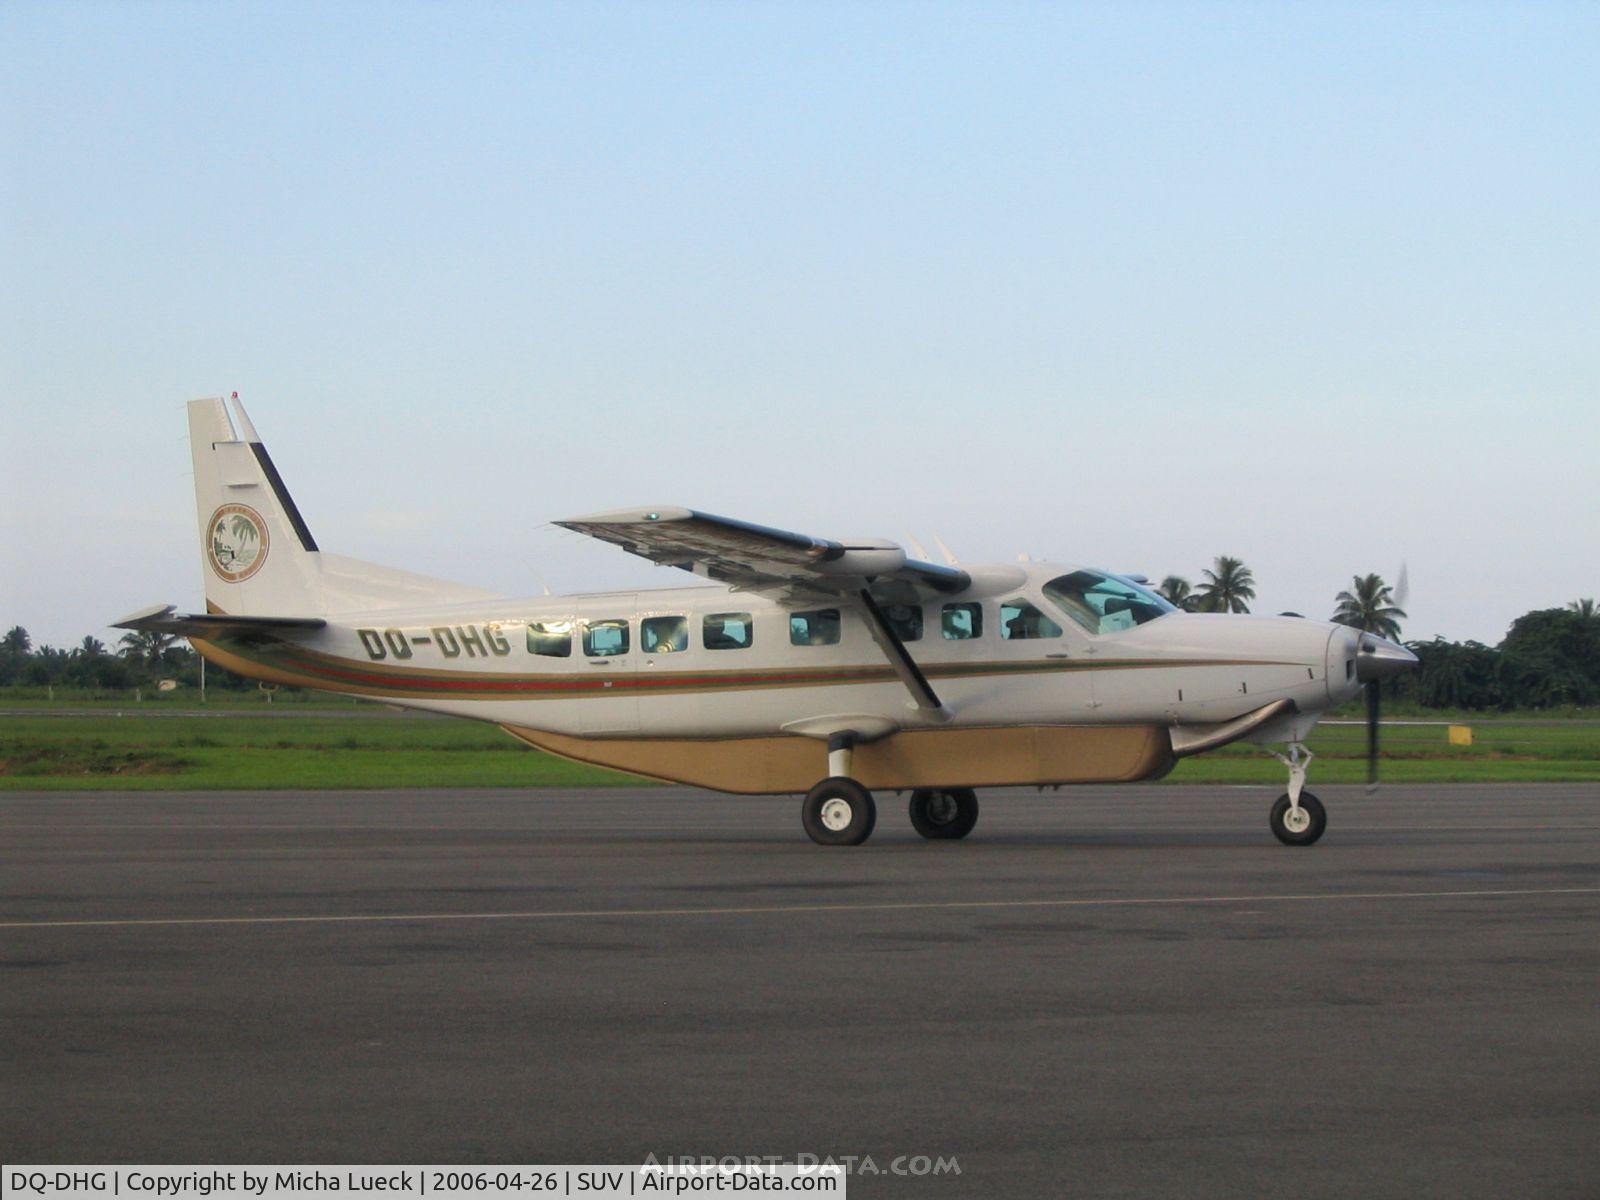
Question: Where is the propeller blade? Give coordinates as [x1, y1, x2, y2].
[1394, 561, 1410, 610]
[1365, 678, 1381, 792]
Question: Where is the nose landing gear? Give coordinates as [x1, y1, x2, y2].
[1268, 741, 1327, 846]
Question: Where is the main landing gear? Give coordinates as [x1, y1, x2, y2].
[801, 734, 981, 846]
[802, 777, 877, 846]
[1268, 741, 1327, 846]
[908, 788, 980, 840]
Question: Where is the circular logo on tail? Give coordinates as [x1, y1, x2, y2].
[206, 504, 270, 582]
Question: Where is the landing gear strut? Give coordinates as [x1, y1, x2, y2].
[1268, 741, 1327, 846]
[801, 734, 877, 846]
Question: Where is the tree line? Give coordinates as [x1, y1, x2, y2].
[0, 626, 238, 692]
[1156, 558, 1599, 709]
[4, 574, 1598, 708]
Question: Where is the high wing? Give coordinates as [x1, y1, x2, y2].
[554, 507, 970, 605]
[114, 604, 326, 639]
[555, 508, 972, 715]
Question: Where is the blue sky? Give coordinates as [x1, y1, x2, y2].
[3, 1, 1596, 648]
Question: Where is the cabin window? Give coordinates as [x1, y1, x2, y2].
[1000, 599, 1062, 640]
[583, 619, 630, 657]
[526, 620, 573, 658]
[941, 602, 983, 640]
[642, 615, 689, 654]
[882, 603, 923, 642]
[790, 608, 841, 646]
[704, 612, 753, 650]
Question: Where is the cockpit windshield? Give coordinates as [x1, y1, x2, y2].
[1042, 570, 1177, 634]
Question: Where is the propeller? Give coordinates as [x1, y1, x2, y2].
[1366, 673, 1382, 791]
[1355, 627, 1420, 793]
[1370, 562, 1408, 790]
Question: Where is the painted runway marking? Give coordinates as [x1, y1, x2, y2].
[4, 885, 1598, 931]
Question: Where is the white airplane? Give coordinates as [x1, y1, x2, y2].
[118, 396, 1417, 847]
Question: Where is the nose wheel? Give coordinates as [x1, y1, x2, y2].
[1270, 791, 1326, 845]
[1269, 741, 1327, 846]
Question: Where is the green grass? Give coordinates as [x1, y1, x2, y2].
[0, 713, 639, 790]
[1, 705, 1596, 790]
[1168, 719, 1600, 784]
[0, 686, 368, 708]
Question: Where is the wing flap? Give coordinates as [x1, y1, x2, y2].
[555, 507, 970, 602]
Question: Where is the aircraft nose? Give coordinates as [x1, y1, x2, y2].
[1354, 633, 1418, 681]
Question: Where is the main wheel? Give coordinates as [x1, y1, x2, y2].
[802, 777, 877, 846]
[1269, 792, 1327, 846]
[909, 788, 980, 840]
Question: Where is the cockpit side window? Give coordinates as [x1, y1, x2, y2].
[941, 602, 982, 640]
[1000, 599, 1062, 640]
[882, 603, 923, 642]
[1043, 571, 1176, 634]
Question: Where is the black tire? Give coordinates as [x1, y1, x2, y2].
[909, 788, 980, 840]
[1269, 791, 1327, 846]
[802, 777, 877, 846]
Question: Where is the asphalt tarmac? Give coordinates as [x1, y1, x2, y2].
[4, 784, 1598, 1198]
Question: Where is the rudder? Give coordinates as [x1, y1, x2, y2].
[190, 395, 325, 616]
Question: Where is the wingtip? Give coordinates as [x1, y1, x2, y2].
[112, 603, 176, 630]
[557, 505, 696, 527]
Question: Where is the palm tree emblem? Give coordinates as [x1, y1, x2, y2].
[206, 505, 269, 581]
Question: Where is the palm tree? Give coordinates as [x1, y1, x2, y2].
[77, 636, 106, 658]
[1332, 573, 1407, 641]
[1568, 598, 1597, 619]
[118, 628, 176, 668]
[1157, 575, 1193, 610]
[2, 625, 31, 656]
[1194, 557, 1255, 614]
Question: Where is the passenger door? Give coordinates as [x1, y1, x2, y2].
[578, 599, 639, 734]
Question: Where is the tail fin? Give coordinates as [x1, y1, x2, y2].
[189, 395, 500, 616]
[191, 396, 325, 616]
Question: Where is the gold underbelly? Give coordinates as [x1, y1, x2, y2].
[502, 723, 1175, 794]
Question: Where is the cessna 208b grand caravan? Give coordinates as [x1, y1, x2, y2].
[118, 396, 1417, 846]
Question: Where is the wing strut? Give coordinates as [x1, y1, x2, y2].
[856, 589, 947, 715]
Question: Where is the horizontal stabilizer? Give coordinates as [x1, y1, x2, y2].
[114, 604, 326, 639]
